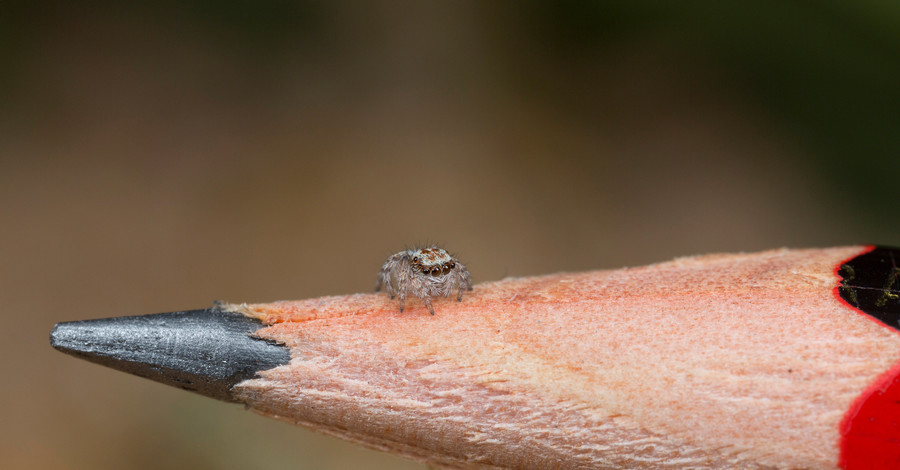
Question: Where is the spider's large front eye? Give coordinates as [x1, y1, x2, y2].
[431, 267, 441, 276]
[441, 265, 451, 275]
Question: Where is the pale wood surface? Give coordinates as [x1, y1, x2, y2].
[230, 246, 900, 469]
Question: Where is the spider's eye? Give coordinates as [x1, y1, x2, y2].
[422, 269, 429, 274]
[432, 268, 441, 275]
[442, 265, 451, 274]
[413, 256, 418, 262]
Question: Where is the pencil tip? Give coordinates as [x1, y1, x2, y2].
[50, 308, 290, 403]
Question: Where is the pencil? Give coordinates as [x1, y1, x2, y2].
[50, 246, 900, 469]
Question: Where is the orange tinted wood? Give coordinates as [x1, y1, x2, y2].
[231, 246, 900, 469]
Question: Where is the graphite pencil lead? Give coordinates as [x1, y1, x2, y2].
[50, 307, 290, 403]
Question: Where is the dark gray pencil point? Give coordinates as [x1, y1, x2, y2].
[50, 308, 291, 403]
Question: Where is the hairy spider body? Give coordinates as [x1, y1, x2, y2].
[375, 246, 472, 315]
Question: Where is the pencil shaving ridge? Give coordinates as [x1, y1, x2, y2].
[232, 246, 894, 468]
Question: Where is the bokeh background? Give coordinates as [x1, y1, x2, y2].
[3, 1, 900, 469]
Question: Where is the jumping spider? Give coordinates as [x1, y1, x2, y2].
[375, 246, 472, 315]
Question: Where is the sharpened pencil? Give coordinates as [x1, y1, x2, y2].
[51, 246, 900, 469]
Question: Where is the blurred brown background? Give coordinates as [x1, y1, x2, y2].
[3, 1, 899, 469]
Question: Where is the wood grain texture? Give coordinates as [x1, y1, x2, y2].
[229, 246, 900, 469]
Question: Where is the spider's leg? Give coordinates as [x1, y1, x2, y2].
[377, 273, 397, 298]
[457, 262, 473, 295]
[377, 252, 409, 297]
[386, 275, 395, 299]
[423, 297, 434, 315]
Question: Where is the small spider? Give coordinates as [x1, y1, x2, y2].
[375, 246, 472, 314]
